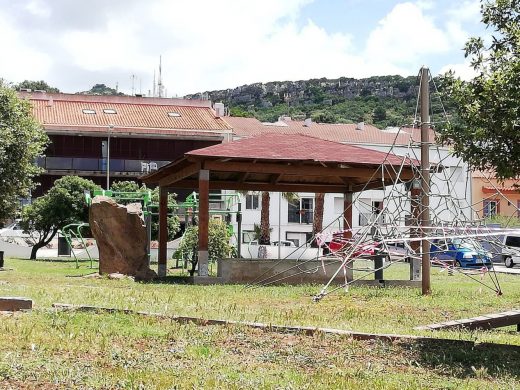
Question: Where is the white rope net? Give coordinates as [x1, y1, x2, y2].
[246, 71, 520, 301]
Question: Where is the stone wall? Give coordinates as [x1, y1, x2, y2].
[217, 258, 353, 285]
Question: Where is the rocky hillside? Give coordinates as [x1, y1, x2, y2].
[185, 75, 423, 128]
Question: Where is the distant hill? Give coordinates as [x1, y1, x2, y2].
[185, 75, 424, 128]
[77, 83, 125, 96]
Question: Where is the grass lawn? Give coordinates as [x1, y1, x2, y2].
[1, 258, 519, 389]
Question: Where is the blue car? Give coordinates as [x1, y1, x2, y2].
[430, 238, 492, 268]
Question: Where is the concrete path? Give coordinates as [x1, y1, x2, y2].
[492, 264, 520, 275]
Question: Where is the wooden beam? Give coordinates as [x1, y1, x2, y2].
[343, 192, 353, 238]
[237, 172, 249, 183]
[270, 173, 283, 184]
[158, 186, 168, 277]
[158, 162, 200, 187]
[351, 178, 402, 192]
[202, 160, 413, 180]
[168, 179, 349, 194]
[198, 170, 210, 277]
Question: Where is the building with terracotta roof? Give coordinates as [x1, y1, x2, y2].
[221, 115, 471, 247]
[21, 91, 232, 195]
[472, 171, 520, 219]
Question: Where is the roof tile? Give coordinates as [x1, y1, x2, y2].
[187, 133, 410, 166]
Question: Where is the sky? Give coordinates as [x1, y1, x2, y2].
[0, 0, 486, 97]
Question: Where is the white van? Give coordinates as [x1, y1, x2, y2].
[502, 234, 520, 268]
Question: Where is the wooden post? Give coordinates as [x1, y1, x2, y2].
[198, 169, 210, 276]
[158, 186, 168, 277]
[343, 192, 353, 239]
[410, 186, 421, 281]
[237, 202, 242, 259]
[420, 66, 431, 295]
[374, 254, 384, 281]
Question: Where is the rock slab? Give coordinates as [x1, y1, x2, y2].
[0, 297, 32, 311]
[89, 196, 157, 281]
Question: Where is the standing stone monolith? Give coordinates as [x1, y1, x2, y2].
[89, 196, 156, 281]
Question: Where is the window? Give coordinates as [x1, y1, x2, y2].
[242, 231, 255, 243]
[288, 197, 314, 224]
[450, 166, 465, 182]
[505, 235, 520, 248]
[333, 197, 343, 214]
[168, 112, 181, 117]
[358, 200, 385, 226]
[483, 200, 499, 217]
[82, 109, 96, 114]
[245, 194, 259, 210]
[103, 109, 117, 114]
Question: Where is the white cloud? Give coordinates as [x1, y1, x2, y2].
[0, 0, 484, 95]
[439, 62, 478, 80]
[364, 2, 452, 65]
[0, 9, 52, 82]
[25, 0, 51, 18]
[446, 0, 481, 23]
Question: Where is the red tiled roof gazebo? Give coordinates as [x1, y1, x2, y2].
[142, 133, 416, 277]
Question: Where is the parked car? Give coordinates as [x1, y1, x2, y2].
[430, 238, 492, 268]
[247, 240, 296, 247]
[327, 234, 382, 258]
[502, 233, 520, 268]
[271, 240, 297, 247]
[0, 220, 29, 238]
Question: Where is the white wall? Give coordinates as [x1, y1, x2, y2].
[228, 144, 472, 247]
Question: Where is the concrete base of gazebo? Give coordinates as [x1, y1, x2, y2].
[187, 258, 421, 287]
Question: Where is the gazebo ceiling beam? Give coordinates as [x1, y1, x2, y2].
[270, 173, 283, 184]
[168, 179, 353, 193]
[158, 162, 201, 187]
[237, 172, 249, 183]
[193, 159, 413, 180]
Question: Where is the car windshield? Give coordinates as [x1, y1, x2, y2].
[451, 238, 483, 251]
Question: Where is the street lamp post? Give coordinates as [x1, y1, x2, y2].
[106, 124, 114, 190]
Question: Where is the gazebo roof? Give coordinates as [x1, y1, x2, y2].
[142, 133, 416, 193]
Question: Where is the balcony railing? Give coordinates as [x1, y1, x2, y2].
[288, 209, 314, 224]
[359, 212, 386, 226]
[37, 157, 170, 174]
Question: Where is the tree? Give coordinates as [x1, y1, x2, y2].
[0, 82, 48, 222]
[110, 181, 180, 241]
[20, 176, 100, 259]
[259, 191, 298, 245]
[373, 106, 387, 122]
[176, 219, 232, 276]
[79, 84, 124, 96]
[15, 80, 60, 93]
[311, 193, 325, 247]
[438, 0, 520, 179]
[311, 111, 337, 123]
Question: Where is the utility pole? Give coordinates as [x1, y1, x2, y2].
[106, 124, 114, 190]
[420, 67, 431, 295]
[158, 55, 163, 98]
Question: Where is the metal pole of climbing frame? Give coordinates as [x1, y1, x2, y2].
[420, 66, 431, 295]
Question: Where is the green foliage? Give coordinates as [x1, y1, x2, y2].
[80, 83, 124, 96]
[311, 111, 337, 123]
[484, 215, 520, 228]
[0, 82, 48, 221]
[212, 75, 419, 128]
[177, 220, 232, 275]
[373, 106, 387, 122]
[111, 180, 180, 241]
[252, 223, 271, 241]
[437, 0, 520, 179]
[15, 80, 60, 93]
[21, 176, 100, 259]
[229, 106, 253, 118]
